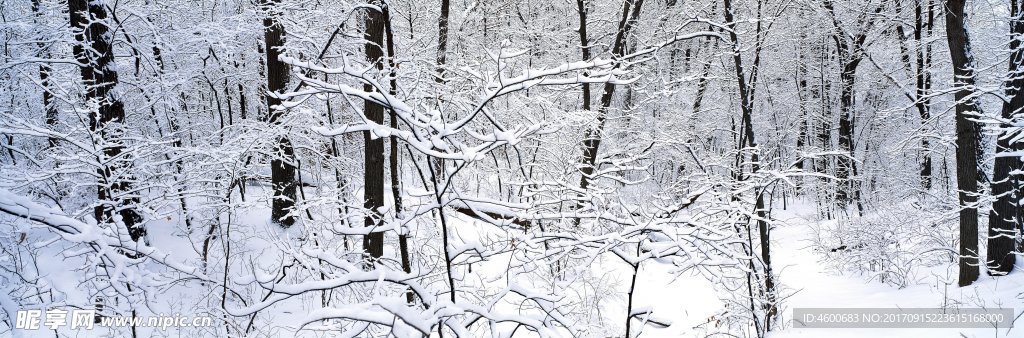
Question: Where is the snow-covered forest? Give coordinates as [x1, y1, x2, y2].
[1, 0, 1024, 336]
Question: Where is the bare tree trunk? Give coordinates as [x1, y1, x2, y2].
[363, 1, 387, 260]
[987, 0, 1024, 275]
[795, 30, 811, 172]
[946, 0, 982, 287]
[822, 0, 881, 211]
[436, 0, 450, 83]
[567, 0, 596, 238]
[835, 58, 862, 211]
[431, 0, 451, 178]
[382, 2, 414, 301]
[68, 0, 145, 241]
[816, 43, 833, 212]
[723, 0, 775, 331]
[915, 0, 936, 191]
[238, 83, 248, 120]
[577, 0, 592, 112]
[262, 0, 297, 227]
[690, 52, 714, 142]
[897, 0, 936, 191]
[31, 0, 57, 148]
[578, 0, 645, 193]
[624, 245, 640, 338]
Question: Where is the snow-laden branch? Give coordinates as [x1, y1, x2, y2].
[0, 188, 217, 287]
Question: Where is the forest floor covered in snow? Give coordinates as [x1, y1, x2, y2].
[6, 187, 1024, 338]
[138, 197, 1024, 338]
[629, 202, 1024, 338]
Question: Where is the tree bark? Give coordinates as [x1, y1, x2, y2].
[363, 1, 387, 260]
[946, 0, 982, 286]
[382, 2, 413, 300]
[794, 30, 811, 172]
[987, 0, 1024, 275]
[914, 0, 935, 190]
[896, 0, 937, 191]
[578, 0, 645, 193]
[723, 0, 775, 331]
[431, 0, 452, 178]
[436, 0, 450, 83]
[821, 0, 881, 211]
[68, 0, 145, 241]
[577, 0, 592, 112]
[32, 0, 57, 148]
[835, 58, 861, 207]
[262, 0, 297, 227]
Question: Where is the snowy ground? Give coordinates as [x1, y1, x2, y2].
[620, 203, 1024, 338]
[8, 189, 1023, 337]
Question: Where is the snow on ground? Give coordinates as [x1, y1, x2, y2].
[767, 205, 1024, 338]
[201, 198, 1024, 338]
[12, 186, 1022, 337]
[619, 201, 1024, 338]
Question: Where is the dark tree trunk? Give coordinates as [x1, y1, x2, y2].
[987, 0, 1024, 275]
[794, 31, 811, 172]
[261, 0, 296, 227]
[382, 2, 414, 300]
[31, 0, 57, 148]
[946, 0, 982, 286]
[914, 0, 936, 190]
[41, 63, 56, 148]
[577, 0, 592, 112]
[896, 0, 937, 191]
[690, 55, 714, 143]
[225, 79, 234, 126]
[822, 0, 881, 211]
[436, 0, 450, 83]
[723, 0, 775, 331]
[68, 0, 145, 242]
[363, 0, 387, 260]
[238, 83, 248, 120]
[816, 59, 832, 194]
[835, 58, 860, 207]
[578, 0, 645, 192]
[569, 0, 595, 231]
[813, 36, 832, 185]
[431, 0, 451, 178]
